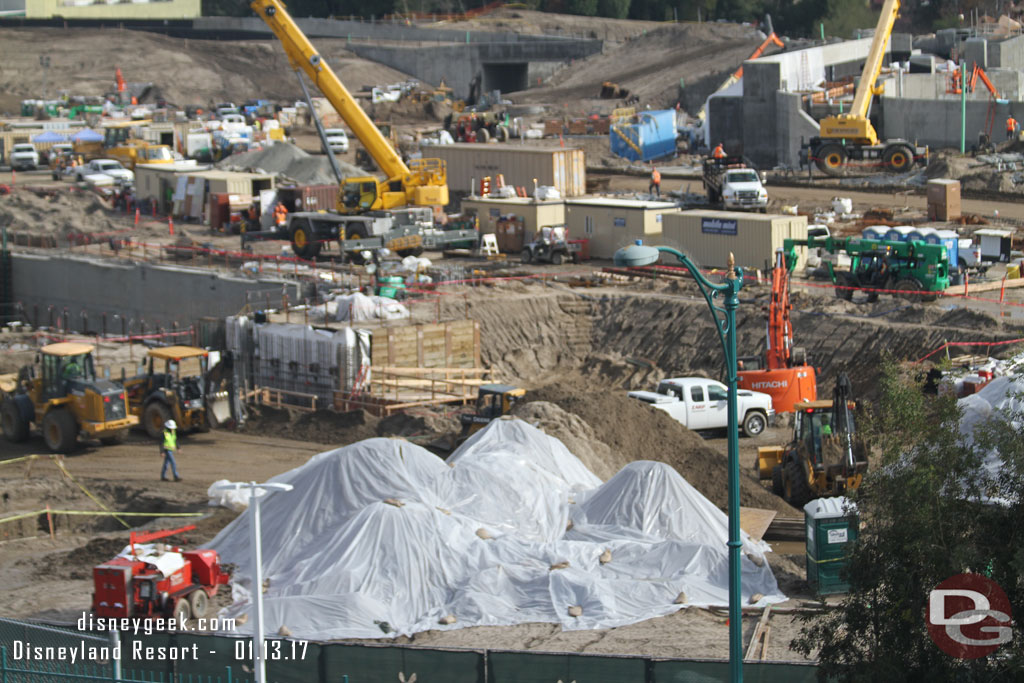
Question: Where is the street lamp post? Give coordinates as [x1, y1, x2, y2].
[212, 481, 294, 683]
[613, 241, 745, 683]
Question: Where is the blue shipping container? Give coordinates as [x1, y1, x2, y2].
[609, 110, 676, 162]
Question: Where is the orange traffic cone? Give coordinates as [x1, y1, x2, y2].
[134, 208, 140, 226]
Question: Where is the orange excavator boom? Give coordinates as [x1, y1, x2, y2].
[115, 67, 126, 93]
[734, 33, 785, 81]
[765, 248, 792, 369]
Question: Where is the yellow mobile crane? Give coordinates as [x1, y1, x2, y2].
[247, 0, 474, 260]
[802, 0, 927, 175]
[253, 0, 446, 211]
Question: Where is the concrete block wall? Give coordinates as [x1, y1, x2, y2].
[965, 37, 988, 68]
[775, 92, 820, 168]
[11, 255, 301, 334]
[707, 96, 744, 155]
[742, 61, 781, 169]
[882, 97, 1018, 149]
[989, 34, 1024, 70]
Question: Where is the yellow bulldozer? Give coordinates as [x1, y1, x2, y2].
[0, 342, 138, 452]
[124, 346, 230, 440]
[459, 384, 526, 438]
[757, 373, 868, 507]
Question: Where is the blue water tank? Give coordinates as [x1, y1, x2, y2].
[609, 110, 677, 162]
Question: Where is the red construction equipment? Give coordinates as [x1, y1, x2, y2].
[737, 248, 817, 413]
[115, 67, 126, 93]
[92, 524, 230, 622]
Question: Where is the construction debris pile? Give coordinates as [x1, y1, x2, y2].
[216, 142, 362, 185]
[207, 419, 785, 639]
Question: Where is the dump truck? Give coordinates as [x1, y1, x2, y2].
[702, 156, 768, 211]
[783, 235, 950, 302]
[0, 342, 138, 452]
[92, 524, 230, 621]
[124, 346, 229, 440]
[757, 373, 867, 506]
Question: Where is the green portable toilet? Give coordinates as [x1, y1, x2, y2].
[804, 496, 859, 596]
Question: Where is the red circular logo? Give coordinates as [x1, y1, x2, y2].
[927, 573, 1013, 659]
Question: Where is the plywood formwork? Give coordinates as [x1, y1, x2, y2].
[370, 319, 481, 369]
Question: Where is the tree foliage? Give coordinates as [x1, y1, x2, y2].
[791, 360, 1024, 680]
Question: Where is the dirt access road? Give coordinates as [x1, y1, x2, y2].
[600, 171, 1024, 221]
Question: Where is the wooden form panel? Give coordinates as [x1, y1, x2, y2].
[370, 319, 480, 370]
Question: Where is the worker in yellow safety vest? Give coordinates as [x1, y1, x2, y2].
[161, 420, 182, 482]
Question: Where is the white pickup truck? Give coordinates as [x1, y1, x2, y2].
[76, 159, 134, 185]
[10, 143, 39, 171]
[628, 377, 775, 436]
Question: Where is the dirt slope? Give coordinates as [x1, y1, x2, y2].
[0, 28, 414, 112]
[513, 22, 767, 112]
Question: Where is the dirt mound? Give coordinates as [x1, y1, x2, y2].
[377, 410, 459, 438]
[241, 405, 380, 446]
[512, 400, 619, 481]
[0, 188, 120, 238]
[217, 142, 362, 184]
[526, 379, 796, 514]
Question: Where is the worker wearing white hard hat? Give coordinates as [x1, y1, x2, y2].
[161, 419, 182, 482]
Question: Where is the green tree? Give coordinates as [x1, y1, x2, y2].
[566, 0, 598, 15]
[792, 360, 1024, 680]
[597, 0, 630, 19]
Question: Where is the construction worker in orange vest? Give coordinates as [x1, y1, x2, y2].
[1007, 115, 1019, 140]
[649, 166, 661, 196]
[274, 202, 288, 227]
[712, 143, 726, 159]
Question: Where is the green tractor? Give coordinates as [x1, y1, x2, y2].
[784, 236, 949, 302]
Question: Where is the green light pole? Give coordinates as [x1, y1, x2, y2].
[614, 241, 745, 682]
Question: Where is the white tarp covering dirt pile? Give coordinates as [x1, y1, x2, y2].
[958, 353, 1024, 477]
[208, 418, 786, 639]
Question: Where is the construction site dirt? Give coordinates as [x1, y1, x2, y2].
[4, 10, 1024, 668]
[3, 272, 1023, 659]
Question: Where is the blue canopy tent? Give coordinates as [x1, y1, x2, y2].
[32, 131, 70, 143]
[70, 129, 103, 142]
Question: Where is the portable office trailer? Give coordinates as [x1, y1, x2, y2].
[421, 144, 586, 198]
[661, 210, 809, 270]
[460, 197, 566, 238]
[134, 162, 208, 213]
[564, 198, 681, 260]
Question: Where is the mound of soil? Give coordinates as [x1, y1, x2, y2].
[525, 378, 797, 514]
[241, 405, 381, 446]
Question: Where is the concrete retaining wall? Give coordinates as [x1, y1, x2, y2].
[882, 97, 1020, 149]
[11, 254, 302, 334]
[349, 40, 602, 99]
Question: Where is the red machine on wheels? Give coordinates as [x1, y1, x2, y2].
[737, 249, 817, 412]
[92, 525, 230, 622]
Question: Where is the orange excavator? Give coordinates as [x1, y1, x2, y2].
[949, 62, 1003, 151]
[737, 248, 817, 413]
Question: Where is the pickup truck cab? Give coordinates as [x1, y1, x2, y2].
[703, 156, 768, 212]
[324, 128, 349, 153]
[10, 143, 39, 170]
[628, 377, 775, 436]
[77, 158, 134, 184]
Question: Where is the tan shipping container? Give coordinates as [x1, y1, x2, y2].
[459, 196, 566, 239]
[927, 178, 961, 221]
[565, 197, 681, 260]
[661, 210, 808, 271]
[422, 143, 586, 198]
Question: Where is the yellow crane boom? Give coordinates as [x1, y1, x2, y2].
[251, 0, 447, 211]
[818, 0, 901, 146]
